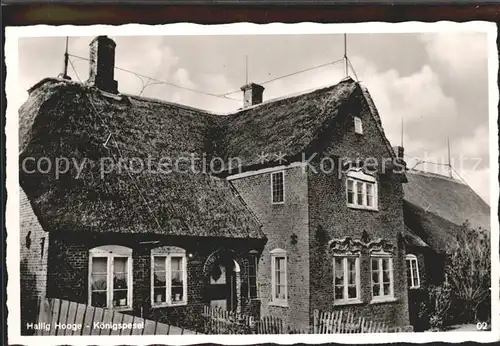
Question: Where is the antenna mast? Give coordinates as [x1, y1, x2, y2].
[60, 37, 70, 80]
[245, 55, 249, 85]
[401, 114, 404, 147]
[447, 136, 452, 178]
[344, 33, 348, 78]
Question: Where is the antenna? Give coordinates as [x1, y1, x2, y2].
[245, 55, 249, 85]
[344, 34, 348, 78]
[60, 37, 70, 80]
[447, 136, 452, 178]
[401, 114, 404, 147]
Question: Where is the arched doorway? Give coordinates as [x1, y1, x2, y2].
[204, 249, 240, 312]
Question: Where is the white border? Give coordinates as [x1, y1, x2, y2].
[6, 21, 499, 345]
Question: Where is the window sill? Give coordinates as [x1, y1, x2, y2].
[369, 297, 398, 305]
[109, 306, 133, 312]
[333, 299, 363, 307]
[347, 204, 379, 212]
[271, 202, 285, 205]
[409, 286, 421, 290]
[269, 301, 289, 308]
[151, 302, 187, 309]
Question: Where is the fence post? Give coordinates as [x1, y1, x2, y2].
[313, 309, 318, 333]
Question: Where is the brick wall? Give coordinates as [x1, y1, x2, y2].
[307, 87, 410, 327]
[20, 187, 49, 335]
[230, 166, 310, 331]
[46, 231, 264, 331]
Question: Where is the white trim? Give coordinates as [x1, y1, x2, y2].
[333, 255, 361, 305]
[354, 116, 363, 135]
[88, 246, 133, 311]
[406, 254, 421, 289]
[270, 249, 288, 305]
[370, 252, 394, 302]
[271, 170, 285, 204]
[150, 249, 188, 308]
[226, 162, 306, 181]
[346, 173, 378, 211]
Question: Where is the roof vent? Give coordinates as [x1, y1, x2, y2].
[240, 83, 265, 108]
[86, 36, 118, 94]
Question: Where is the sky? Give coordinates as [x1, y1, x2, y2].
[17, 32, 491, 203]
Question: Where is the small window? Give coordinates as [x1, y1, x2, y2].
[151, 247, 187, 307]
[371, 253, 394, 301]
[406, 254, 420, 289]
[333, 256, 360, 304]
[248, 252, 259, 299]
[346, 170, 378, 210]
[89, 245, 133, 310]
[271, 249, 287, 304]
[354, 116, 363, 134]
[271, 171, 285, 204]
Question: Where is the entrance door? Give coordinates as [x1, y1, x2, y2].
[208, 262, 238, 311]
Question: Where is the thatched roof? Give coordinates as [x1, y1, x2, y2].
[403, 201, 460, 254]
[20, 77, 371, 238]
[403, 169, 490, 230]
[403, 169, 490, 253]
[19, 78, 263, 238]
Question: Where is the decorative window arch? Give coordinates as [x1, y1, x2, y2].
[406, 254, 420, 289]
[346, 169, 378, 211]
[370, 250, 394, 302]
[270, 248, 287, 305]
[88, 245, 133, 310]
[151, 246, 187, 307]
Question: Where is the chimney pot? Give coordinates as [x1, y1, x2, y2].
[86, 35, 118, 93]
[240, 83, 265, 108]
[393, 146, 404, 159]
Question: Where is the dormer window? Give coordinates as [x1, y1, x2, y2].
[346, 170, 378, 210]
[271, 171, 285, 204]
[354, 116, 363, 134]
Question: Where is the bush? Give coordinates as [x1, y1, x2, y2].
[446, 222, 491, 324]
[427, 284, 453, 330]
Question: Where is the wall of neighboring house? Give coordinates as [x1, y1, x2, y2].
[46, 231, 262, 331]
[230, 166, 310, 331]
[307, 87, 410, 327]
[20, 187, 49, 334]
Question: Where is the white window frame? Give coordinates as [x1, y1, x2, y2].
[271, 171, 285, 204]
[346, 170, 378, 211]
[406, 254, 420, 289]
[248, 250, 259, 299]
[88, 245, 133, 311]
[333, 255, 361, 305]
[270, 248, 288, 306]
[354, 116, 363, 134]
[151, 246, 188, 308]
[370, 251, 395, 303]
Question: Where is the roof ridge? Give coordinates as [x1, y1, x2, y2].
[406, 168, 466, 184]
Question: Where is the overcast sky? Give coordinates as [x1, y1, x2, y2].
[17, 32, 491, 203]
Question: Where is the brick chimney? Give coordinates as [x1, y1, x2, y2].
[241, 83, 265, 108]
[87, 36, 118, 93]
[393, 146, 404, 159]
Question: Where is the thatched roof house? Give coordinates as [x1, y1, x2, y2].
[402, 169, 490, 254]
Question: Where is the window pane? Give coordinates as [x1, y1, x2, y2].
[92, 291, 107, 307]
[171, 256, 184, 302]
[372, 283, 380, 296]
[382, 258, 389, 271]
[348, 285, 357, 299]
[335, 258, 344, 286]
[91, 273, 107, 291]
[113, 257, 128, 289]
[335, 285, 344, 300]
[356, 182, 364, 205]
[366, 184, 373, 196]
[272, 172, 284, 203]
[154, 287, 167, 304]
[347, 258, 356, 285]
[383, 283, 391, 296]
[382, 270, 390, 283]
[347, 180, 354, 203]
[171, 256, 182, 271]
[154, 257, 166, 271]
[371, 258, 379, 271]
[92, 257, 107, 273]
[113, 288, 128, 307]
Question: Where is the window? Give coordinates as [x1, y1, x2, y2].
[271, 171, 285, 204]
[346, 170, 378, 210]
[248, 251, 259, 299]
[371, 253, 394, 301]
[89, 245, 133, 310]
[354, 116, 363, 134]
[271, 249, 287, 305]
[406, 254, 420, 289]
[333, 256, 360, 304]
[151, 247, 187, 307]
